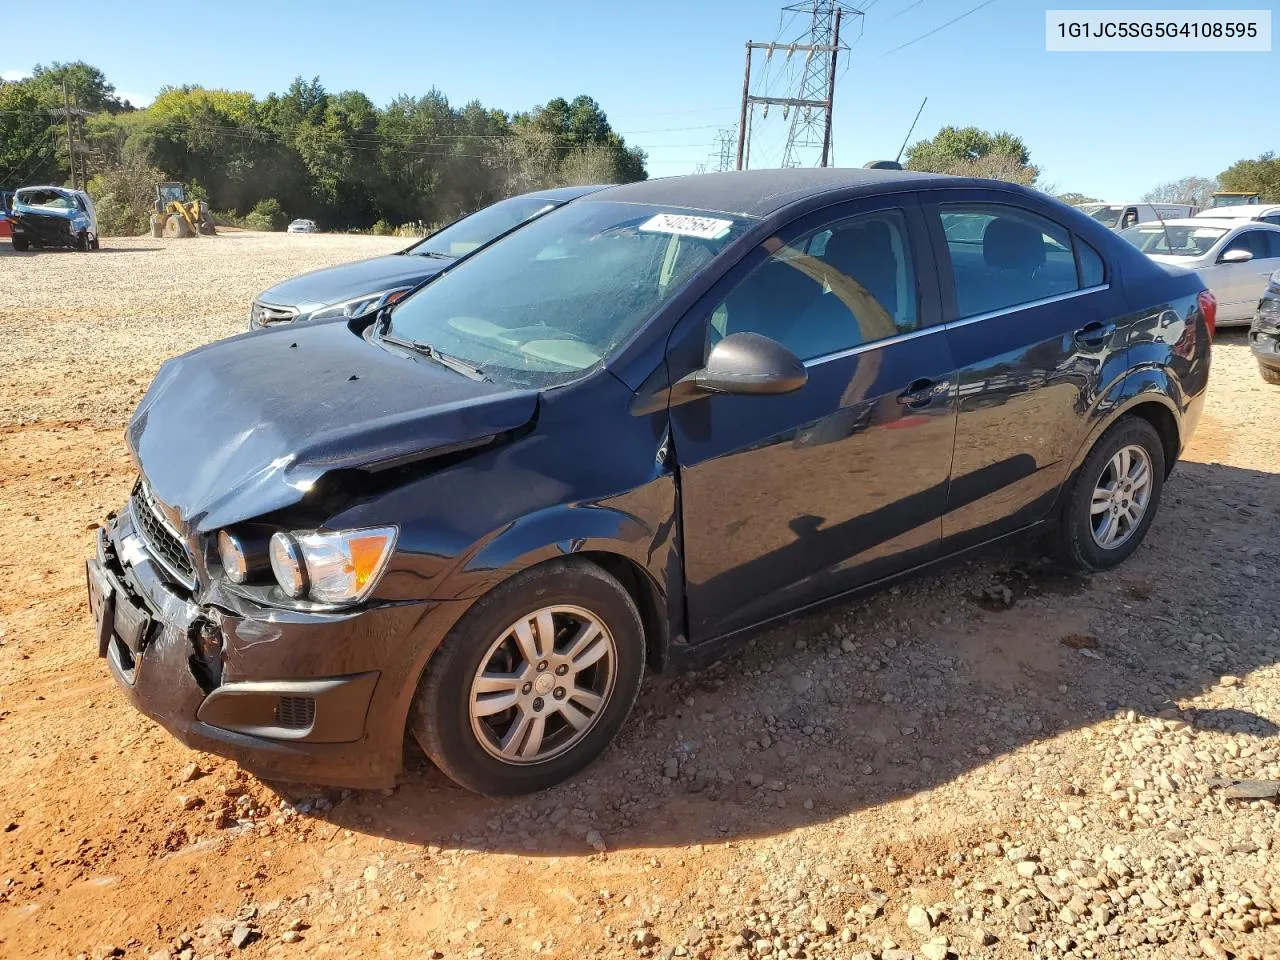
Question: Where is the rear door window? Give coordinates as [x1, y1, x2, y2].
[1223, 230, 1272, 260]
[938, 204, 1083, 318]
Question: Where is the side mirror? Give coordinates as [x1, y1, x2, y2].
[1220, 247, 1254, 264]
[692, 332, 807, 396]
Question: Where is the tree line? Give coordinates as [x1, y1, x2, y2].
[0, 61, 647, 234]
[901, 124, 1280, 209]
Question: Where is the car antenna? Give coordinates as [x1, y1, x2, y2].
[894, 97, 928, 165]
[1152, 205, 1174, 254]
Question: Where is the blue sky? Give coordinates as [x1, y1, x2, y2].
[3, 0, 1275, 201]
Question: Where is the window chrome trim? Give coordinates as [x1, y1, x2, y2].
[943, 283, 1111, 331]
[802, 322, 947, 367]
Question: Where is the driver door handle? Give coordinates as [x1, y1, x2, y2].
[897, 378, 940, 409]
[1074, 321, 1116, 346]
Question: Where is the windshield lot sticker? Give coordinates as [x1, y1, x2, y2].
[640, 213, 732, 240]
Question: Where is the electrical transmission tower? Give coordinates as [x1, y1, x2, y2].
[714, 127, 737, 172]
[736, 1, 862, 171]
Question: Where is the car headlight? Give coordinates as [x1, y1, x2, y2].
[306, 287, 413, 323]
[268, 526, 398, 604]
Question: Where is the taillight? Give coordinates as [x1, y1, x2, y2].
[1197, 290, 1217, 339]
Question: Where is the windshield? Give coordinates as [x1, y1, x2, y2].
[1080, 204, 1123, 228]
[1119, 223, 1227, 257]
[410, 195, 561, 258]
[385, 200, 752, 387]
[15, 188, 75, 211]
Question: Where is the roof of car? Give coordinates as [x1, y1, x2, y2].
[1138, 217, 1280, 230]
[524, 184, 612, 202]
[1193, 204, 1280, 218]
[587, 168, 953, 218]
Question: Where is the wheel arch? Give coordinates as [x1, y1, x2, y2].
[1070, 369, 1184, 481]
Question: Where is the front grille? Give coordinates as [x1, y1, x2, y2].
[276, 696, 316, 730]
[130, 483, 196, 589]
[250, 300, 298, 327]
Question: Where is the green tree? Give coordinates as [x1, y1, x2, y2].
[905, 126, 1039, 185]
[1056, 191, 1100, 206]
[0, 81, 61, 185]
[1218, 153, 1280, 203]
[30, 61, 131, 112]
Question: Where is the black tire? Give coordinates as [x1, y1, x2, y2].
[90, 235, 100, 251]
[1054, 416, 1165, 572]
[410, 559, 645, 795]
[76, 230, 89, 251]
[1259, 363, 1280, 386]
[11, 236, 28, 252]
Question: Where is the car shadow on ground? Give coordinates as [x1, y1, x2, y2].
[286, 458, 1279, 854]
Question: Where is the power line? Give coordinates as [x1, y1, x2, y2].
[879, 0, 997, 57]
[883, 0, 926, 23]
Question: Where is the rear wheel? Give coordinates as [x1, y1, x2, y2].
[1258, 363, 1280, 386]
[410, 559, 645, 795]
[1054, 416, 1165, 571]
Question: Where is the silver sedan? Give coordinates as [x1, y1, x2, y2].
[1120, 218, 1280, 326]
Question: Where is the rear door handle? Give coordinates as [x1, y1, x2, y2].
[897, 378, 939, 409]
[1074, 321, 1116, 346]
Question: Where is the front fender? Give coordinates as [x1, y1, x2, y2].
[451, 500, 669, 599]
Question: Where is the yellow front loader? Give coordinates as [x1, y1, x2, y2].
[150, 183, 215, 238]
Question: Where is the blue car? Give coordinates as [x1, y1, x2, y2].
[10, 185, 100, 252]
[87, 169, 1212, 795]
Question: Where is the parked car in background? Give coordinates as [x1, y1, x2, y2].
[1250, 270, 1280, 383]
[249, 185, 607, 329]
[1078, 202, 1195, 231]
[9, 185, 99, 252]
[0, 190, 13, 239]
[1120, 218, 1280, 326]
[87, 168, 1212, 796]
[287, 219, 319, 234]
[1192, 203, 1280, 226]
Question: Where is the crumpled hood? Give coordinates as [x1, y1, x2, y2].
[256, 253, 451, 314]
[127, 322, 537, 534]
[13, 203, 77, 222]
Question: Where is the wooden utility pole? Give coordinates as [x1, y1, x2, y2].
[62, 83, 77, 190]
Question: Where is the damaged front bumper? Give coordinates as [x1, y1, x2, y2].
[1250, 297, 1280, 373]
[86, 505, 427, 788]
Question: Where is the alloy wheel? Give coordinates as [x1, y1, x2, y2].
[1090, 443, 1153, 549]
[468, 604, 617, 765]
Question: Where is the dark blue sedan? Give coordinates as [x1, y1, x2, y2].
[88, 169, 1212, 795]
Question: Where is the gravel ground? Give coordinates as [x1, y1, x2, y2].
[1, 233, 1278, 960]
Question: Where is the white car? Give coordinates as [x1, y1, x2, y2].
[1077, 202, 1196, 231]
[286, 219, 318, 234]
[1120, 218, 1280, 326]
[1192, 203, 1280, 226]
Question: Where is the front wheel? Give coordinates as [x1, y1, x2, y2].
[1053, 416, 1165, 571]
[1258, 363, 1280, 386]
[11, 236, 28, 252]
[411, 559, 645, 795]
